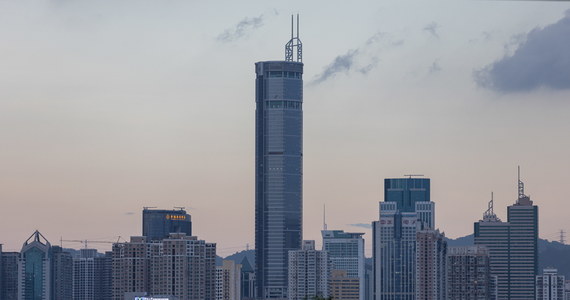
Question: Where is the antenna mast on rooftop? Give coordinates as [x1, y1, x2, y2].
[285, 14, 302, 62]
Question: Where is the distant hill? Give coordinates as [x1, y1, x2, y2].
[225, 236, 570, 278]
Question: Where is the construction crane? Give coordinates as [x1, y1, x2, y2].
[60, 237, 123, 249]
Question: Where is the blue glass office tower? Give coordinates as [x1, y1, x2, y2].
[255, 16, 304, 299]
[373, 178, 434, 300]
[142, 208, 192, 241]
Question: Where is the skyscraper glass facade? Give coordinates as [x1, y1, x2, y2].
[142, 208, 192, 241]
[373, 178, 434, 300]
[255, 61, 304, 299]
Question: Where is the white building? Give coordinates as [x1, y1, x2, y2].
[288, 240, 330, 300]
[536, 268, 565, 300]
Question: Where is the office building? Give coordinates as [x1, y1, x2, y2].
[255, 15, 304, 300]
[373, 177, 434, 300]
[474, 171, 538, 300]
[416, 229, 446, 300]
[241, 257, 256, 300]
[330, 269, 361, 300]
[322, 230, 365, 300]
[18, 231, 52, 300]
[216, 260, 242, 300]
[142, 207, 192, 241]
[447, 246, 494, 300]
[288, 241, 330, 300]
[536, 268, 565, 300]
[1, 245, 19, 300]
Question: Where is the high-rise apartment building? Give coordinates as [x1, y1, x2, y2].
[1, 246, 19, 300]
[416, 229, 446, 300]
[51, 245, 73, 300]
[142, 207, 192, 241]
[287, 240, 330, 300]
[255, 15, 304, 299]
[94, 251, 113, 300]
[373, 177, 434, 300]
[216, 260, 242, 300]
[447, 246, 495, 300]
[536, 268, 565, 300]
[151, 233, 216, 300]
[112, 236, 154, 299]
[474, 171, 538, 300]
[112, 233, 216, 300]
[322, 230, 365, 300]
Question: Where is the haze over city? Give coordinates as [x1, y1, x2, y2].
[1, 0, 570, 257]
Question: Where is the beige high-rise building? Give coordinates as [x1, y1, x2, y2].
[216, 260, 242, 300]
[112, 236, 155, 300]
[112, 233, 216, 300]
[416, 229, 447, 300]
[330, 270, 360, 300]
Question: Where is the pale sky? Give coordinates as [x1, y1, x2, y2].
[1, 0, 570, 256]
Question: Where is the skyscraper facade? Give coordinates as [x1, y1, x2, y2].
[447, 246, 494, 300]
[287, 241, 330, 300]
[322, 230, 365, 300]
[474, 173, 538, 300]
[255, 16, 304, 299]
[373, 177, 434, 300]
[51, 245, 73, 300]
[142, 207, 192, 241]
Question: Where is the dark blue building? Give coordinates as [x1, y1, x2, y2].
[142, 208, 192, 241]
[255, 18, 304, 298]
[384, 178, 431, 212]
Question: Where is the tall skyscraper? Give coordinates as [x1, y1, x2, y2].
[415, 229, 446, 300]
[255, 15, 304, 299]
[112, 236, 153, 300]
[447, 246, 495, 300]
[287, 241, 330, 300]
[322, 230, 365, 300]
[373, 177, 434, 300]
[536, 268, 565, 300]
[474, 170, 538, 300]
[18, 231, 52, 300]
[142, 207, 192, 241]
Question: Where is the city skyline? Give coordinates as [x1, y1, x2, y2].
[1, 0, 570, 258]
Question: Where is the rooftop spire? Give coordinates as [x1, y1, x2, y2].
[285, 14, 302, 62]
[483, 192, 501, 222]
[516, 166, 533, 205]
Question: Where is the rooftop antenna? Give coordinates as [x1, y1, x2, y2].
[285, 14, 302, 62]
[323, 204, 328, 231]
[483, 192, 500, 222]
[404, 174, 424, 179]
[518, 166, 525, 200]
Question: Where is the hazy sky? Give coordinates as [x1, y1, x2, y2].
[1, 0, 570, 256]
